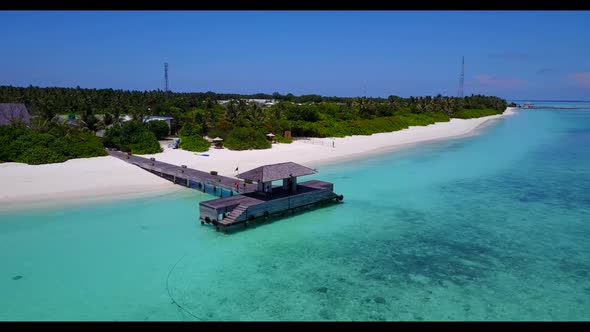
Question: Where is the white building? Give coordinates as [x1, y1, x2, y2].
[217, 99, 278, 107]
[143, 115, 174, 134]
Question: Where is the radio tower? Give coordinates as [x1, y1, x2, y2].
[458, 56, 464, 98]
[164, 62, 169, 92]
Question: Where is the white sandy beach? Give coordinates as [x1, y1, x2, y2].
[0, 108, 517, 210]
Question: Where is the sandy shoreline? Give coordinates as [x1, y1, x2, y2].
[0, 156, 182, 213]
[0, 108, 517, 211]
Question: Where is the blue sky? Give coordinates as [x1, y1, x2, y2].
[1, 11, 589, 100]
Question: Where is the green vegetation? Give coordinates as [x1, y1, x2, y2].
[273, 95, 505, 138]
[274, 135, 293, 144]
[454, 108, 503, 119]
[177, 122, 201, 137]
[146, 120, 170, 140]
[0, 123, 106, 165]
[224, 128, 271, 151]
[19, 146, 65, 165]
[0, 85, 508, 159]
[176, 123, 210, 152]
[103, 121, 162, 154]
[179, 135, 210, 152]
[288, 112, 453, 138]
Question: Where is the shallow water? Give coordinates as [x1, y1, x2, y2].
[1, 106, 589, 321]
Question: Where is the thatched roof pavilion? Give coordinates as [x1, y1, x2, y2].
[0, 103, 31, 126]
[238, 162, 317, 195]
[237, 162, 316, 183]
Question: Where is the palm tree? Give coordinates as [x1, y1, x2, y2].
[226, 99, 241, 124]
[81, 112, 98, 133]
[96, 112, 114, 131]
[352, 97, 374, 118]
[433, 95, 444, 113]
[442, 97, 455, 115]
[245, 102, 267, 127]
[204, 98, 215, 110]
[271, 103, 285, 123]
[412, 97, 421, 113]
[387, 95, 400, 112]
[424, 96, 436, 113]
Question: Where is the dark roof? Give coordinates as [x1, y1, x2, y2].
[0, 103, 31, 126]
[237, 162, 317, 182]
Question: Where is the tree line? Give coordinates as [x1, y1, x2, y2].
[0, 85, 508, 164]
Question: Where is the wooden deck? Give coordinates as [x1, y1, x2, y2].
[108, 150, 258, 195]
[199, 180, 341, 231]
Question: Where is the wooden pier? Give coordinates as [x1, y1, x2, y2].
[108, 150, 343, 233]
[521, 103, 584, 110]
[108, 150, 257, 196]
[199, 162, 343, 232]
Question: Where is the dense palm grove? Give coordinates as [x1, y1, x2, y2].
[0, 85, 508, 164]
[0, 123, 106, 165]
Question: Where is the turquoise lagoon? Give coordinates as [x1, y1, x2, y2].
[1, 105, 589, 321]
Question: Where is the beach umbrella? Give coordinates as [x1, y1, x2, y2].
[212, 137, 223, 142]
[266, 133, 275, 137]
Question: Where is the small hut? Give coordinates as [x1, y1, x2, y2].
[237, 161, 317, 195]
[212, 137, 224, 149]
[143, 115, 175, 135]
[0, 103, 31, 126]
[266, 133, 276, 143]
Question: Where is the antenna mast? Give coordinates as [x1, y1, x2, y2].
[458, 56, 464, 98]
[164, 62, 169, 92]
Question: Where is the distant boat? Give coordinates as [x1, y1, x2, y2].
[522, 103, 535, 109]
[195, 153, 209, 157]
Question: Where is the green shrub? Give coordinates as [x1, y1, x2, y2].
[224, 127, 271, 150]
[60, 131, 107, 158]
[454, 108, 502, 119]
[288, 113, 452, 138]
[0, 123, 107, 165]
[179, 135, 210, 152]
[126, 131, 162, 154]
[147, 120, 170, 140]
[9, 132, 56, 161]
[275, 135, 293, 144]
[0, 125, 27, 161]
[104, 121, 162, 154]
[19, 146, 68, 165]
[178, 123, 202, 137]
